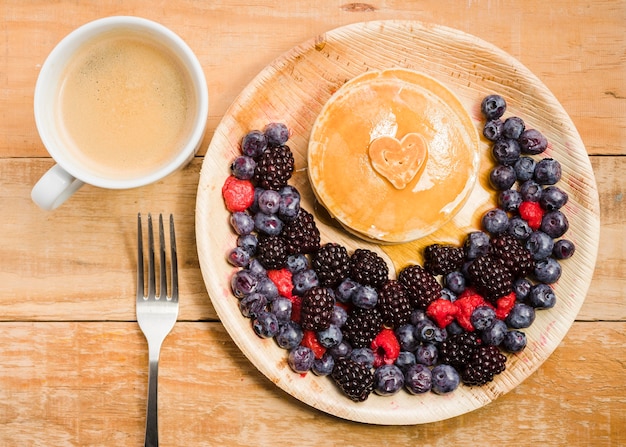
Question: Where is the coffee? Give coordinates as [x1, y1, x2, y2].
[56, 30, 197, 180]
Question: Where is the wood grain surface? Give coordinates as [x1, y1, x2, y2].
[1, 0, 624, 445]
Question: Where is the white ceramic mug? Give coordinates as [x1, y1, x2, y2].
[32, 16, 209, 210]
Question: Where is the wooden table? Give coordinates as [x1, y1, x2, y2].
[1, 1, 624, 445]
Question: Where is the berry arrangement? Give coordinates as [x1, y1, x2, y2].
[221, 96, 575, 402]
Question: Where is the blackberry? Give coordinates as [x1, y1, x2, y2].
[490, 233, 535, 278]
[398, 264, 442, 310]
[349, 249, 389, 289]
[467, 254, 514, 302]
[377, 280, 412, 329]
[331, 358, 375, 402]
[311, 243, 350, 288]
[438, 332, 481, 371]
[461, 345, 507, 386]
[300, 286, 335, 331]
[423, 244, 465, 276]
[255, 235, 288, 270]
[281, 208, 320, 255]
[253, 144, 295, 190]
[342, 307, 383, 348]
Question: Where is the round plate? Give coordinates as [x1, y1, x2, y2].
[196, 20, 600, 425]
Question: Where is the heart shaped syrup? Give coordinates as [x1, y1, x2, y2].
[368, 133, 428, 189]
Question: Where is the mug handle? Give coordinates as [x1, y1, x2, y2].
[31, 164, 85, 210]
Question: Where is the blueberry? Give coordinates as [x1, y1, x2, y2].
[231, 269, 259, 298]
[534, 258, 562, 284]
[444, 271, 466, 295]
[446, 321, 465, 336]
[482, 208, 510, 235]
[464, 231, 491, 259]
[490, 164, 517, 190]
[410, 309, 429, 326]
[247, 258, 267, 277]
[288, 345, 315, 373]
[540, 210, 569, 238]
[481, 319, 507, 346]
[553, 239, 576, 260]
[256, 276, 279, 301]
[227, 246, 250, 267]
[350, 347, 376, 368]
[499, 189, 523, 212]
[507, 216, 533, 240]
[374, 364, 405, 396]
[395, 324, 420, 352]
[519, 128, 548, 155]
[239, 293, 268, 318]
[254, 212, 283, 236]
[312, 353, 335, 376]
[431, 364, 460, 394]
[526, 231, 554, 261]
[502, 330, 527, 353]
[241, 130, 267, 158]
[506, 303, 536, 329]
[415, 343, 438, 366]
[286, 253, 309, 273]
[330, 305, 349, 327]
[395, 351, 417, 371]
[317, 324, 343, 348]
[440, 288, 458, 302]
[257, 189, 281, 214]
[270, 297, 293, 323]
[528, 283, 556, 308]
[237, 233, 258, 255]
[492, 139, 521, 166]
[248, 187, 264, 214]
[481, 95, 507, 120]
[540, 186, 569, 210]
[230, 155, 257, 180]
[513, 278, 533, 302]
[514, 156, 536, 182]
[335, 278, 359, 303]
[502, 116, 525, 140]
[470, 305, 496, 331]
[230, 211, 254, 235]
[352, 284, 378, 309]
[264, 122, 290, 147]
[405, 364, 433, 394]
[519, 179, 543, 202]
[328, 340, 352, 359]
[278, 185, 301, 221]
[415, 319, 439, 343]
[483, 119, 503, 141]
[252, 311, 279, 338]
[292, 269, 319, 295]
[275, 321, 303, 349]
[534, 158, 562, 185]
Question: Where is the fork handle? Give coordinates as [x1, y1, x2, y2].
[145, 354, 160, 447]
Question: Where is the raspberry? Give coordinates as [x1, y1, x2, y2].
[300, 286, 335, 331]
[490, 233, 535, 278]
[423, 244, 465, 276]
[467, 254, 514, 302]
[398, 264, 442, 310]
[256, 236, 288, 270]
[454, 288, 493, 332]
[301, 330, 327, 359]
[461, 345, 507, 386]
[253, 144, 295, 190]
[342, 307, 384, 348]
[370, 328, 400, 368]
[222, 175, 255, 212]
[311, 243, 350, 288]
[267, 268, 293, 298]
[519, 201, 544, 230]
[438, 332, 481, 370]
[426, 298, 458, 328]
[288, 295, 302, 323]
[281, 208, 320, 255]
[349, 249, 389, 289]
[495, 291, 516, 320]
[377, 280, 412, 329]
[331, 358, 375, 402]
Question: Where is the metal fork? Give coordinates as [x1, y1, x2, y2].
[136, 213, 179, 447]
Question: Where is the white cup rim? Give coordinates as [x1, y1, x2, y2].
[34, 15, 209, 189]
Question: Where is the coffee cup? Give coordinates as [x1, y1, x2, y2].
[32, 16, 209, 210]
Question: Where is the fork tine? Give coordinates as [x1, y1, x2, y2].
[169, 214, 178, 302]
[158, 214, 167, 299]
[137, 213, 144, 300]
[147, 214, 156, 300]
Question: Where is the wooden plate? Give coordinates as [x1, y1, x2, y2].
[195, 20, 600, 425]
